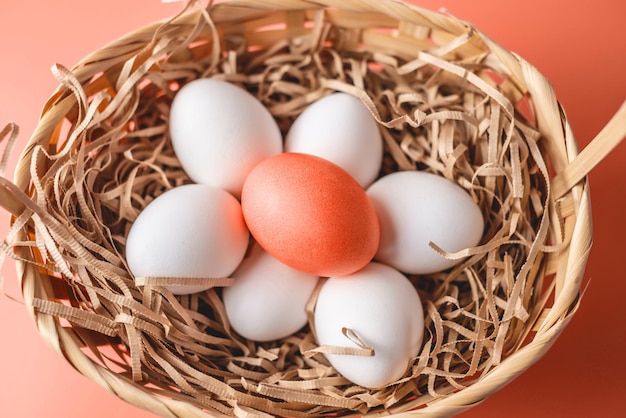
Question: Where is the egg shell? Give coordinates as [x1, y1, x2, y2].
[125, 184, 250, 295]
[313, 262, 424, 388]
[222, 244, 320, 342]
[284, 92, 383, 188]
[169, 78, 282, 197]
[241, 152, 380, 277]
[366, 170, 484, 274]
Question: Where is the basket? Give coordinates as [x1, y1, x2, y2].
[1, 0, 625, 416]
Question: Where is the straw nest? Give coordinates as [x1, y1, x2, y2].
[0, 0, 608, 416]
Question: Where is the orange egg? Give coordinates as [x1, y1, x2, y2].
[241, 152, 380, 277]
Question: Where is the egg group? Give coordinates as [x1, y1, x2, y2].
[126, 79, 486, 389]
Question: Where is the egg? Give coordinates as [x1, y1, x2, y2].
[222, 244, 320, 341]
[169, 78, 282, 197]
[126, 184, 249, 295]
[241, 152, 380, 277]
[313, 262, 424, 388]
[366, 171, 484, 274]
[284, 92, 383, 188]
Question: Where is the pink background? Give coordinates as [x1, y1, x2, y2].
[0, 0, 625, 417]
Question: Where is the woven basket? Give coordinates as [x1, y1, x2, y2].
[1, 0, 625, 416]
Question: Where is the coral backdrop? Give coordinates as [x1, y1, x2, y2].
[0, 1, 624, 417]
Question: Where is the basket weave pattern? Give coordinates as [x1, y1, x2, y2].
[0, 1, 594, 416]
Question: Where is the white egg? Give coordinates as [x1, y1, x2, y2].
[366, 171, 484, 275]
[222, 244, 319, 341]
[285, 93, 383, 188]
[126, 184, 249, 295]
[169, 78, 283, 197]
[222, 244, 320, 341]
[313, 262, 424, 388]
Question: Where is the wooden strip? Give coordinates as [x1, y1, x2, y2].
[552, 100, 626, 198]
